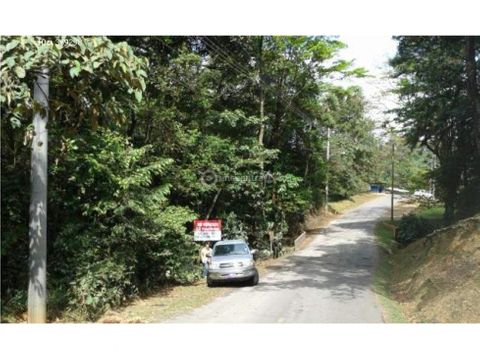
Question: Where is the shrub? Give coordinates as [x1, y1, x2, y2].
[68, 259, 136, 320]
[396, 214, 435, 246]
[1, 290, 27, 322]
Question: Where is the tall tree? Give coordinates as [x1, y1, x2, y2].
[1, 36, 382, 321]
[1, 36, 147, 321]
[390, 36, 480, 222]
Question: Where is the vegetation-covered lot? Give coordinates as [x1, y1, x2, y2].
[1, 36, 400, 321]
[1, 36, 479, 322]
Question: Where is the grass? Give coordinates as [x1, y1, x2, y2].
[99, 280, 229, 323]
[414, 205, 444, 219]
[385, 213, 480, 322]
[414, 205, 444, 221]
[372, 202, 443, 323]
[373, 220, 408, 323]
[374, 202, 480, 323]
[375, 220, 397, 254]
[98, 247, 296, 323]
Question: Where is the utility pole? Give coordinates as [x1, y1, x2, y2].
[256, 36, 270, 252]
[390, 138, 395, 222]
[325, 127, 330, 211]
[28, 68, 49, 323]
[257, 36, 265, 150]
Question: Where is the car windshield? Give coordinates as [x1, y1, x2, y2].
[213, 243, 249, 256]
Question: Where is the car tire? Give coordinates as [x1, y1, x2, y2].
[249, 270, 259, 286]
[207, 278, 215, 287]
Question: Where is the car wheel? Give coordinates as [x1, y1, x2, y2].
[249, 270, 259, 286]
[207, 278, 215, 287]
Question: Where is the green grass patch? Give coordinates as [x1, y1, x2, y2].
[373, 220, 408, 323]
[414, 206, 444, 221]
[375, 220, 397, 254]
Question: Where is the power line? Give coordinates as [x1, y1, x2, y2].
[203, 36, 319, 124]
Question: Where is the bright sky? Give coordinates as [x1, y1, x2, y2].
[335, 36, 400, 129]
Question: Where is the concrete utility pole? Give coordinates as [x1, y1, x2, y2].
[257, 36, 265, 150]
[28, 68, 49, 323]
[390, 139, 395, 222]
[325, 127, 330, 211]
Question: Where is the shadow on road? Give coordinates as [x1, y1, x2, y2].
[248, 218, 380, 301]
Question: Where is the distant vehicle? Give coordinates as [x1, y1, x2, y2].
[413, 190, 434, 199]
[207, 239, 259, 287]
[386, 187, 410, 194]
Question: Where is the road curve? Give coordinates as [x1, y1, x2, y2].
[168, 194, 390, 323]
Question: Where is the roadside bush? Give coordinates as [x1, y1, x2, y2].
[0, 290, 27, 322]
[54, 130, 199, 319]
[222, 212, 248, 240]
[68, 259, 136, 320]
[1, 128, 201, 321]
[396, 214, 435, 246]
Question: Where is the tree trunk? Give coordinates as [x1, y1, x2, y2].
[304, 154, 310, 178]
[391, 140, 395, 222]
[28, 68, 49, 323]
[127, 110, 137, 138]
[270, 74, 285, 148]
[206, 188, 222, 220]
[444, 199, 455, 225]
[268, 230, 274, 254]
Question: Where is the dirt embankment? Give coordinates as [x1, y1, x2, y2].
[391, 214, 480, 323]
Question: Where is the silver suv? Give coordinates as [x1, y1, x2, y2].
[207, 239, 259, 287]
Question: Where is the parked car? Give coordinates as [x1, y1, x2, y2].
[413, 189, 434, 199]
[207, 239, 259, 287]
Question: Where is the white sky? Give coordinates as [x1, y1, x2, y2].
[335, 36, 400, 129]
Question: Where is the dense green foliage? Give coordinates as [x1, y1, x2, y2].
[396, 214, 435, 246]
[1, 36, 427, 321]
[390, 36, 480, 223]
[370, 134, 434, 192]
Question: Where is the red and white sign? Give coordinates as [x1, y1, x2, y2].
[194, 219, 222, 241]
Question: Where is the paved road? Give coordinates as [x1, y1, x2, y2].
[169, 194, 391, 323]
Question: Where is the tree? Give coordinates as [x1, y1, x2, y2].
[1, 36, 147, 321]
[390, 36, 480, 223]
[1, 36, 382, 321]
[370, 133, 434, 192]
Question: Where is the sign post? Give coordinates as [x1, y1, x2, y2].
[194, 220, 222, 242]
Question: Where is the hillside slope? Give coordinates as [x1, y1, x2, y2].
[391, 214, 480, 322]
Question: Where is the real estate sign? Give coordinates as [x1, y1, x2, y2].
[194, 219, 222, 241]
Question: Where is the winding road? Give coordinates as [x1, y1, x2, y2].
[169, 194, 391, 323]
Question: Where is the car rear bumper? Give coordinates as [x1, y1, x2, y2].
[208, 267, 257, 282]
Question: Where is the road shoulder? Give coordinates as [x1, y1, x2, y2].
[99, 192, 385, 323]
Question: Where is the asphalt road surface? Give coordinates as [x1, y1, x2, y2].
[169, 194, 391, 323]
